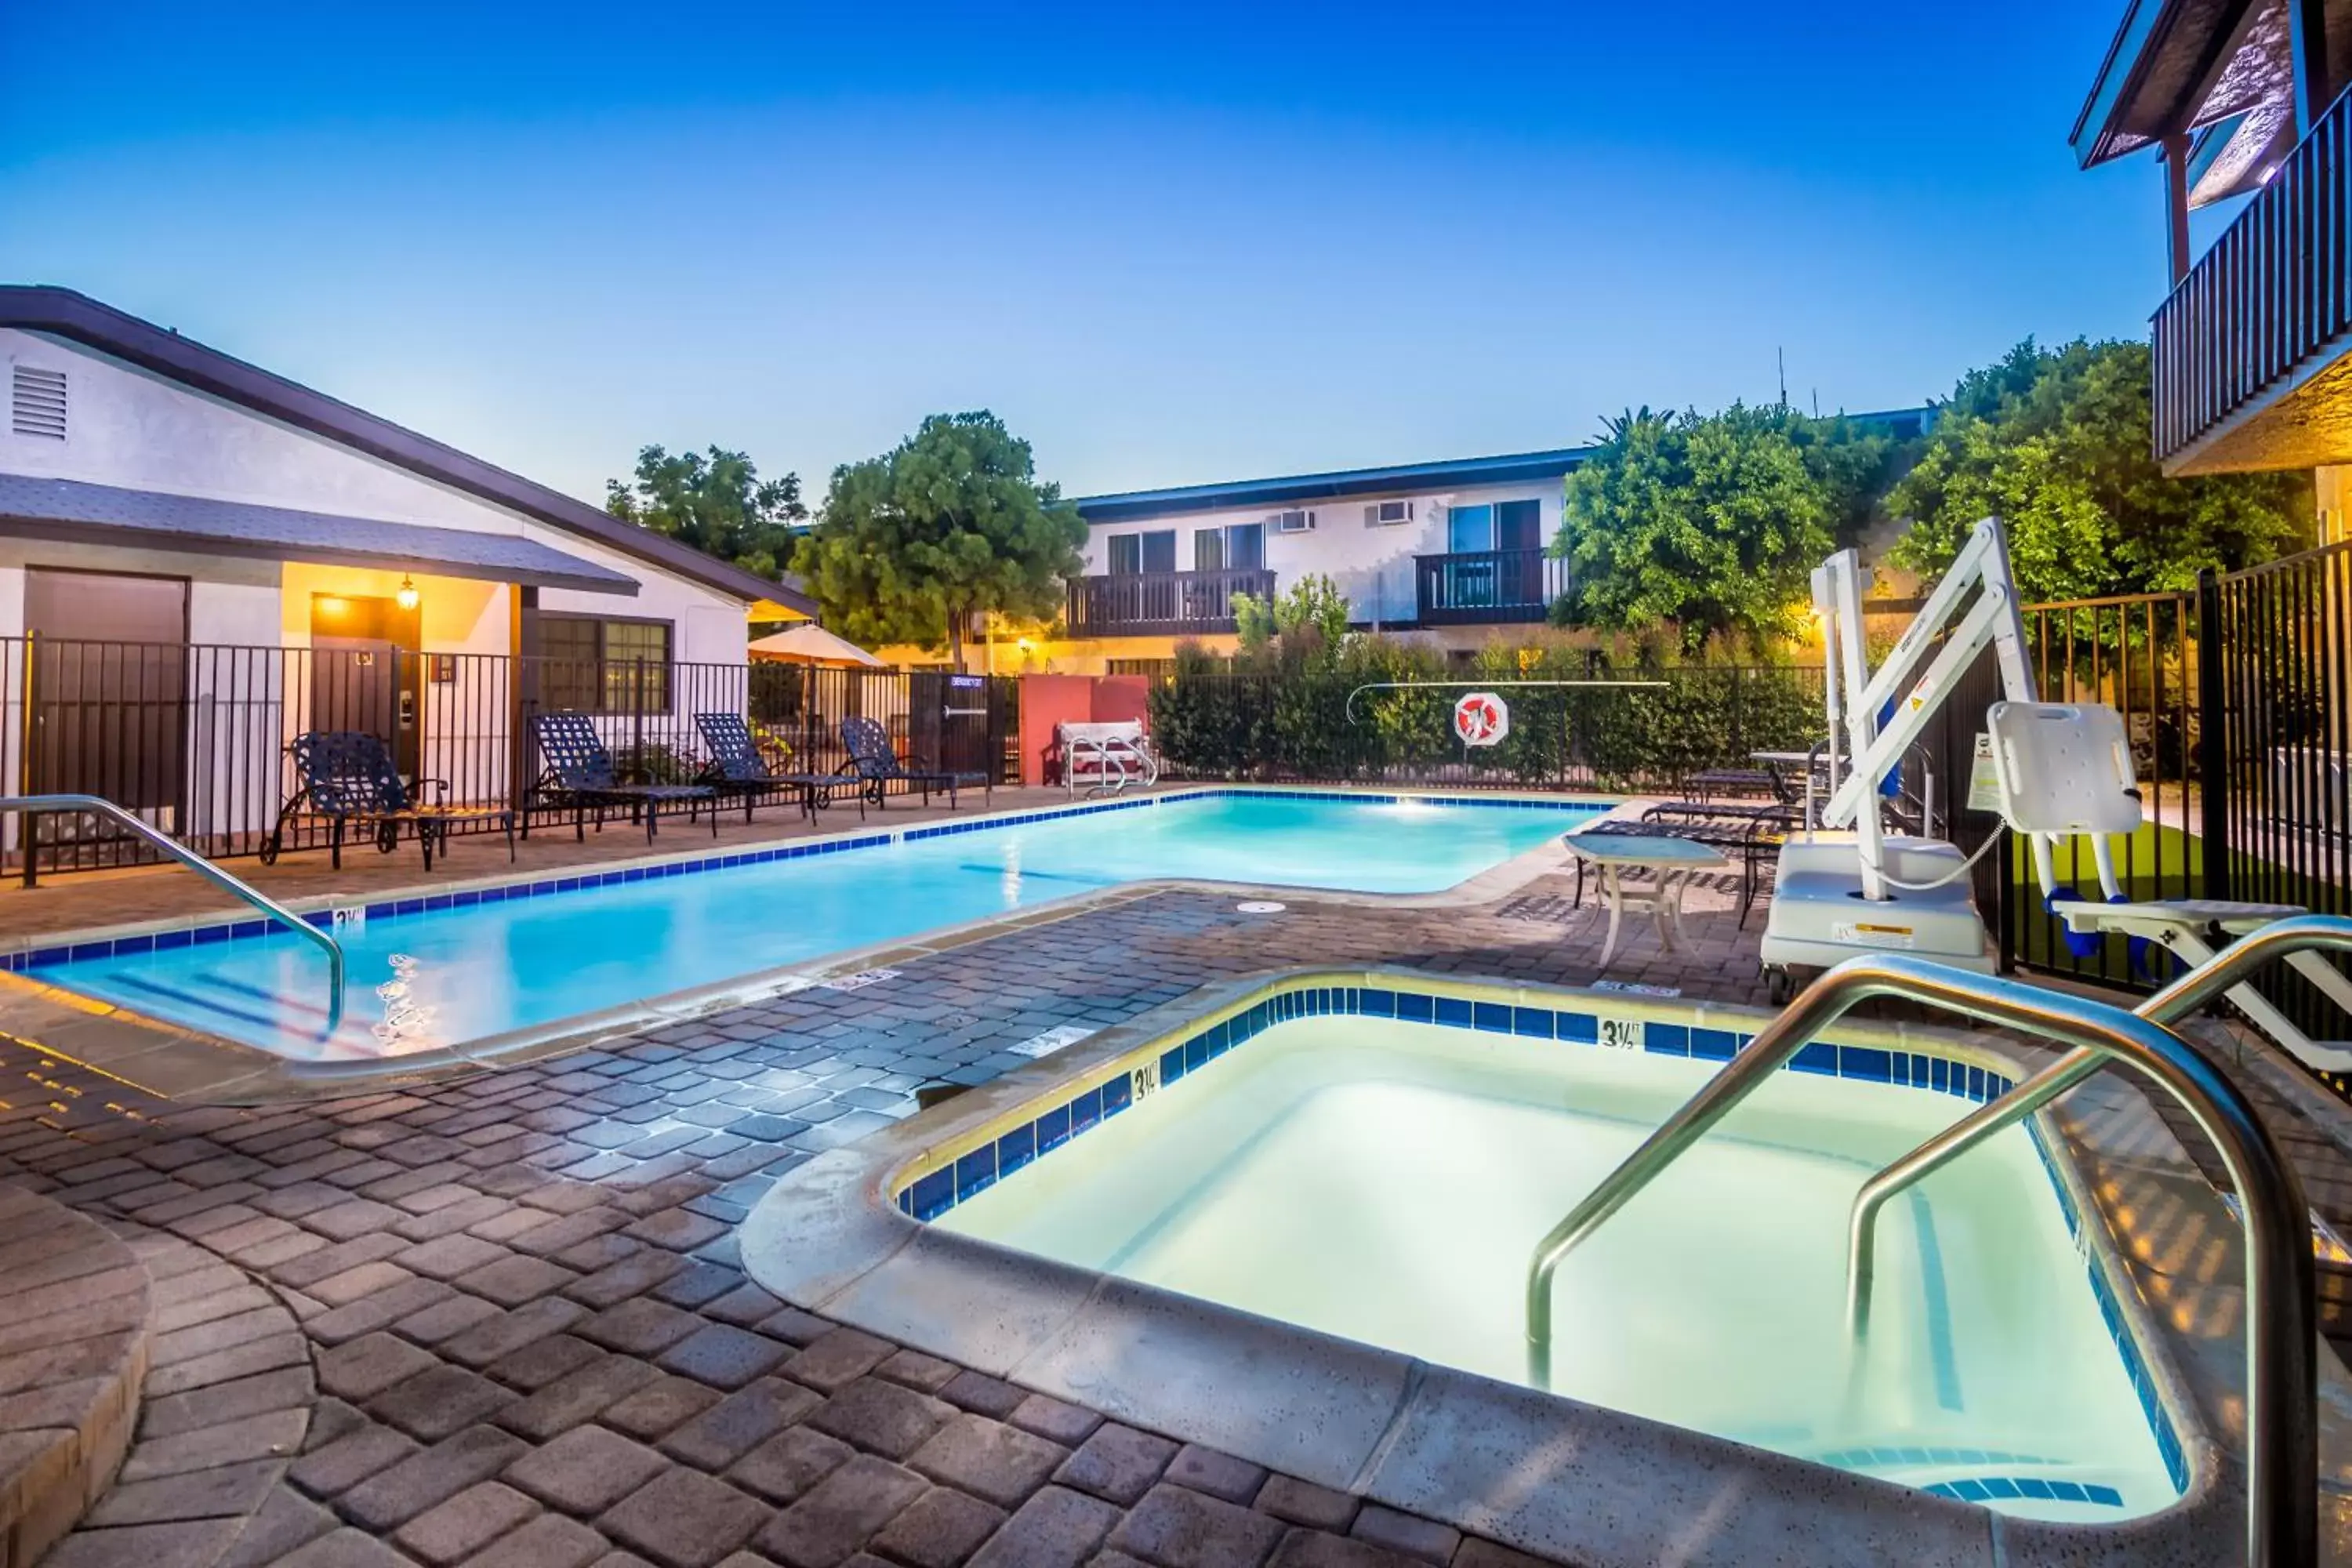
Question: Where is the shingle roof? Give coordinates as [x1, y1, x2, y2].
[0, 474, 641, 595]
[0, 286, 815, 615]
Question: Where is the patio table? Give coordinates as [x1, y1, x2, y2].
[1559, 832, 1730, 968]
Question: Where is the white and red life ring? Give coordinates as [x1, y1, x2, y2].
[1454, 691, 1510, 747]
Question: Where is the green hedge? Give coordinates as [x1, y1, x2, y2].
[1147, 643, 1826, 790]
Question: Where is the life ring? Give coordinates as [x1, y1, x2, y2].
[1454, 691, 1510, 747]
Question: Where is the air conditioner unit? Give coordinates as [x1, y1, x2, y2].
[1363, 500, 1414, 527]
[1273, 509, 1316, 534]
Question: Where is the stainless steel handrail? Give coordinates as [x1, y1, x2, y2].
[1847, 912, 2352, 1341]
[1521, 953, 2314, 1568]
[3, 793, 345, 1036]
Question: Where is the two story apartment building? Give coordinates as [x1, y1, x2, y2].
[1058, 447, 1592, 668]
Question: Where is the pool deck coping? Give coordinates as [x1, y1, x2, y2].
[737, 963, 2263, 1568]
[0, 786, 1628, 1104]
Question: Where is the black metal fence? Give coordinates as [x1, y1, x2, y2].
[0, 637, 1019, 878]
[2201, 541, 2352, 1095]
[1147, 666, 1831, 791]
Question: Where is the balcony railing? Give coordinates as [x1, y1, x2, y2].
[1414, 549, 1564, 626]
[1065, 568, 1276, 637]
[2154, 83, 2352, 469]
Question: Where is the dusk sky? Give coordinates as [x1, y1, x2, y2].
[2, 2, 2197, 504]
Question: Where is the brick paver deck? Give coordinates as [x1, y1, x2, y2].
[3, 837, 2347, 1567]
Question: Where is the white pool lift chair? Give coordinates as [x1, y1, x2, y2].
[1985, 699, 2351, 1075]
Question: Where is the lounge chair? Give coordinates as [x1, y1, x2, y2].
[694, 713, 863, 823]
[530, 711, 717, 843]
[838, 715, 984, 810]
[263, 730, 515, 870]
[1568, 800, 1799, 928]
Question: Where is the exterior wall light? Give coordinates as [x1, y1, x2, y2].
[396, 576, 420, 612]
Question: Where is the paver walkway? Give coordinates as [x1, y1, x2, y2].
[5, 877, 1719, 1568]
[7, 856, 2350, 1567]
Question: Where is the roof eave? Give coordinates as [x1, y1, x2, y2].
[0, 514, 641, 596]
[0, 285, 817, 616]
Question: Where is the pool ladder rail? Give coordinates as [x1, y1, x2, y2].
[2, 793, 347, 1038]
[1521, 946, 2318, 1568]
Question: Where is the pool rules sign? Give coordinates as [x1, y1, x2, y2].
[1454, 691, 1509, 747]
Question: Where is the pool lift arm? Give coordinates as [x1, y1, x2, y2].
[1759, 517, 2037, 983]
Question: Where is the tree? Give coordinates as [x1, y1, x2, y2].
[1888, 339, 2310, 600]
[1551, 403, 1873, 652]
[1232, 574, 1352, 659]
[790, 412, 1085, 669]
[605, 445, 808, 580]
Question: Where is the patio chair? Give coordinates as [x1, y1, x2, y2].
[263, 730, 515, 871]
[694, 713, 864, 823]
[530, 711, 717, 844]
[838, 715, 981, 810]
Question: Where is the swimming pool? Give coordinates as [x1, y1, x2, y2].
[20, 790, 1601, 1060]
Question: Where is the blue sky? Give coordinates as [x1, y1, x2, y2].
[2, 2, 2187, 503]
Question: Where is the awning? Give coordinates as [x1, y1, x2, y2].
[0, 474, 640, 595]
[748, 623, 887, 666]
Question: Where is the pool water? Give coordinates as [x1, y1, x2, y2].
[34, 792, 1597, 1058]
[938, 1014, 2177, 1521]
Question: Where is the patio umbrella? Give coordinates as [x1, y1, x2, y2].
[748, 624, 889, 667]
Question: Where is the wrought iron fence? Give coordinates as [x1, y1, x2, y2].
[2201, 541, 2352, 1096]
[1147, 666, 1830, 791]
[0, 637, 1018, 879]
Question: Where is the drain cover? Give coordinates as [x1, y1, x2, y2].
[1236, 901, 1286, 914]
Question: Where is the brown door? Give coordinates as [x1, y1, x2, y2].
[310, 593, 423, 775]
[23, 568, 190, 821]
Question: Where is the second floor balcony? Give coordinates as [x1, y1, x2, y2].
[1065, 566, 1276, 637]
[1414, 548, 1565, 626]
[2154, 83, 2352, 474]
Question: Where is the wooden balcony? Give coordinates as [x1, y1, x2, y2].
[1414, 549, 1563, 626]
[2154, 85, 2352, 474]
[1064, 568, 1276, 637]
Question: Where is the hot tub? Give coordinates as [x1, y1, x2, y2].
[745, 971, 2223, 1566]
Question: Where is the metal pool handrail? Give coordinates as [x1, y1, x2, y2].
[1847, 912, 2352, 1341]
[1520, 953, 2314, 1568]
[2, 793, 346, 1036]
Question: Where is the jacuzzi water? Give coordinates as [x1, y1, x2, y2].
[27, 792, 1599, 1059]
[938, 1014, 2179, 1522]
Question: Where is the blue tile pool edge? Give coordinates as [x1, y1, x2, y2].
[889, 975, 2193, 1511]
[3, 786, 1613, 972]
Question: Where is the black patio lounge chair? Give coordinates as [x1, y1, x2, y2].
[693, 713, 863, 823]
[837, 715, 985, 810]
[530, 711, 717, 844]
[263, 730, 515, 871]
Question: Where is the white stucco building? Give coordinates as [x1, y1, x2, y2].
[0, 286, 813, 840]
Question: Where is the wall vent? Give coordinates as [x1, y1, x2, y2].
[11, 366, 66, 439]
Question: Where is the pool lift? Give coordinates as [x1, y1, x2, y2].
[1758, 517, 2032, 996]
[1762, 517, 2352, 1076]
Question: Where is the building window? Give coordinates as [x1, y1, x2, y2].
[1106, 531, 1175, 574]
[1225, 523, 1265, 571]
[1447, 499, 1542, 553]
[1194, 528, 1224, 572]
[539, 614, 674, 713]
